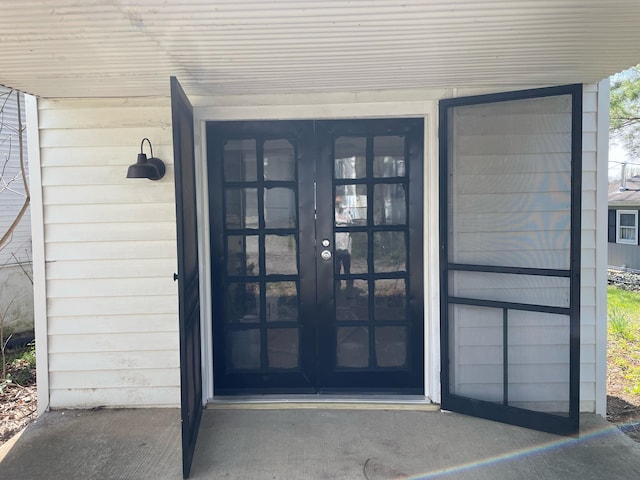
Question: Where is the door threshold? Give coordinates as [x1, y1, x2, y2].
[206, 395, 440, 411]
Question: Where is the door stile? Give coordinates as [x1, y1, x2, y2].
[314, 123, 337, 388]
[297, 122, 319, 387]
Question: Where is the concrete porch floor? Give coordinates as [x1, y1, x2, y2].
[1, 407, 640, 480]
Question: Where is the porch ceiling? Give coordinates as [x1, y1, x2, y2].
[2, 1, 640, 99]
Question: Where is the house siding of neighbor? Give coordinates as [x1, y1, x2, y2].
[28, 82, 607, 414]
[608, 175, 640, 270]
[0, 86, 33, 337]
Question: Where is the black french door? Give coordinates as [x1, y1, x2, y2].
[208, 119, 424, 394]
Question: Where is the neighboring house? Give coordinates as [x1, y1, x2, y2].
[1, 2, 639, 477]
[608, 174, 640, 270]
[0, 86, 33, 337]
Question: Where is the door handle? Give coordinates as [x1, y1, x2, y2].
[321, 250, 332, 260]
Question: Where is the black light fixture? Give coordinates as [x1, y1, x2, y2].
[126, 138, 166, 180]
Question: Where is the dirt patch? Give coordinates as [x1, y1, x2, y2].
[0, 348, 37, 446]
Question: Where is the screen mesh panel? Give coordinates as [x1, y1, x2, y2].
[444, 91, 578, 426]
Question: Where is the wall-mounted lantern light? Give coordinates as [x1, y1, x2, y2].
[126, 138, 166, 180]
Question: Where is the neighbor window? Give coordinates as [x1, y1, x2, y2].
[617, 210, 638, 244]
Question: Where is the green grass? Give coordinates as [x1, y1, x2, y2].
[608, 286, 640, 397]
[2, 342, 36, 386]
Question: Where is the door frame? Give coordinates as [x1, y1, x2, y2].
[192, 100, 441, 403]
[205, 119, 425, 394]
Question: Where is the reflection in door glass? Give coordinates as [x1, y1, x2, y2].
[225, 188, 258, 229]
[266, 282, 298, 322]
[265, 235, 298, 275]
[224, 139, 257, 182]
[374, 231, 406, 272]
[228, 329, 260, 370]
[374, 184, 406, 225]
[335, 184, 367, 224]
[268, 328, 299, 369]
[265, 187, 296, 228]
[333, 231, 367, 274]
[374, 279, 407, 321]
[225, 282, 260, 323]
[336, 279, 368, 321]
[264, 139, 295, 181]
[335, 137, 366, 179]
[336, 326, 369, 368]
[373, 136, 405, 177]
[375, 327, 407, 367]
[227, 235, 259, 276]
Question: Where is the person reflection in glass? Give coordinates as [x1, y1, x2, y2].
[335, 196, 354, 296]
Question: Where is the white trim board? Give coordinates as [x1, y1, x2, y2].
[194, 101, 439, 403]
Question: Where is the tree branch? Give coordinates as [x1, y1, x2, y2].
[0, 91, 30, 252]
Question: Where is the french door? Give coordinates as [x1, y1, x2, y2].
[207, 119, 424, 394]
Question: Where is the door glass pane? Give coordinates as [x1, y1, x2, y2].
[335, 185, 367, 224]
[336, 326, 369, 368]
[374, 136, 405, 177]
[336, 279, 369, 321]
[335, 137, 366, 179]
[266, 282, 298, 322]
[374, 279, 406, 321]
[336, 231, 366, 274]
[375, 327, 407, 367]
[225, 282, 260, 323]
[226, 188, 258, 229]
[227, 235, 259, 276]
[268, 328, 299, 369]
[374, 231, 406, 272]
[228, 329, 261, 371]
[264, 139, 295, 181]
[224, 139, 257, 182]
[265, 187, 296, 228]
[374, 184, 406, 225]
[265, 234, 297, 275]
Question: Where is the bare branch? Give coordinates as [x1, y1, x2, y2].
[0, 90, 30, 252]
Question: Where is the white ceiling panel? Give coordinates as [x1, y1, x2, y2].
[1, 0, 640, 98]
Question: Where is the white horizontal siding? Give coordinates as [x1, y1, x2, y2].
[39, 97, 179, 409]
[580, 84, 600, 412]
[37, 83, 603, 415]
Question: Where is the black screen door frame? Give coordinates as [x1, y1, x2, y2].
[171, 76, 203, 478]
[439, 84, 582, 435]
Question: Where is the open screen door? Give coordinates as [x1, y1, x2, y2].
[171, 76, 203, 478]
[440, 85, 582, 435]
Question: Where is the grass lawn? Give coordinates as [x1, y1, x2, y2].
[607, 286, 640, 399]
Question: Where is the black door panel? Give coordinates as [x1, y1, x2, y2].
[208, 119, 424, 394]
